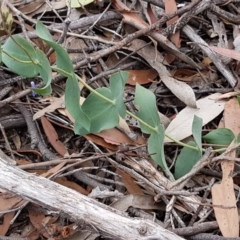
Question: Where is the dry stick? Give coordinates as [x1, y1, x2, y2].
[209, 2, 240, 24]
[189, 233, 240, 240]
[182, 24, 237, 88]
[172, 221, 218, 237]
[161, 0, 211, 37]
[74, 1, 202, 70]
[16, 102, 56, 160]
[0, 156, 185, 240]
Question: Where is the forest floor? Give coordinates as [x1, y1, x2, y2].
[1, 0, 240, 239]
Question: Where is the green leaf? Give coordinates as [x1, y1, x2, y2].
[148, 132, 166, 170]
[36, 21, 74, 74]
[134, 85, 160, 134]
[2, 35, 39, 77]
[109, 71, 128, 117]
[33, 48, 52, 95]
[81, 88, 119, 133]
[65, 76, 90, 133]
[133, 85, 173, 178]
[192, 115, 203, 151]
[203, 128, 235, 148]
[174, 141, 202, 179]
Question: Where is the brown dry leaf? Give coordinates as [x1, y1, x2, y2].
[127, 69, 158, 85]
[41, 116, 68, 157]
[55, 177, 89, 195]
[224, 98, 240, 135]
[95, 128, 134, 145]
[164, 0, 180, 48]
[211, 98, 240, 237]
[117, 169, 144, 195]
[0, 212, 15, 235]
[28, 206, 59, 239]
[110, 194, 162, 212]
[165, 93, 226, 142]
[128, 39, 197, 107]
[0, 193, 25, 235]
[209, 45, 240, 61]
[215, 91, 240, 100]
[172, 69, 200, 82]
[85, 134, 118, 151]
[17, 0, 45, 15]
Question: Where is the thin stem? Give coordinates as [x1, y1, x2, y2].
[76, 75, 115, 105]
[165, 134, 200, 151]
[126, 110, 158, 133]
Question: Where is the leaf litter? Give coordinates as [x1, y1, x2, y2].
[0, 0, 240, 239]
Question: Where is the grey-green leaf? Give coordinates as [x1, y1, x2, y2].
[33, 48, 52, 95]
[134, 84, 160, 134]
[203, 128, 235, 148]
[109, 71, 128, 117]
[2, 35, 38, 77]
[81, 88, 119, 133]
[65, 76, 90, 132]
[192, 115, 203, 151]
[36, 21, 74, 74]
[174, 141, 202, 179]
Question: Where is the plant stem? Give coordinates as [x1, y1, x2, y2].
[165, 134, 200, 151]
[126, 110, 158, 133]
[76, 75, 115, 105]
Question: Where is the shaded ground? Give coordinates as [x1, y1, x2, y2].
[0, 0, 240, 239]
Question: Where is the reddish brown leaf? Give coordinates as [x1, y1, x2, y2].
[41, 116, 68, 156]
[117, 169, 144, 195]
[127, 69, 158, 85]
[164, 0, 180, 48]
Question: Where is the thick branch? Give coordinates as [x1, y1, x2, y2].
[0, 157, 184, 240]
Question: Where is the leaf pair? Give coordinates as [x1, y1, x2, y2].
[134, 85, 173, 178]
[2, 33, 52, 95]
[72, 71, 128, 135]
[174, 116, 203, 179]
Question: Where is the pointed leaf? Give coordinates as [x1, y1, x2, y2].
[203, 128, 235, 148]
[36, 21, 74, 74]
[81, 88, 119, 133]
[33, 48, 52, 95]
[148, 132, 167, 171]
[65, 76, 90, 133]
[109, 71, 128, 117]
[192, 115, 202, 151]
[2, 35, 38, 77]
[134, 85, 161, 134]
[174, 141, 202, 179]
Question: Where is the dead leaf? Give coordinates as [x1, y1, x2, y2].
[127, 69, 158, 85]
[164, 0, 180, 48]
[216, 91, 240, 100]
[165, 93, 226, 142]
[128, 39, 197, 107]
[209, 45, 240, 61]
[0, 212, 15, 235]
[55, 177, 89, 195]
[211, 98, 240, 237]
[117, 169, 144, 195]
[110, 194, 162, 211]
[41, 116, 68, 156]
